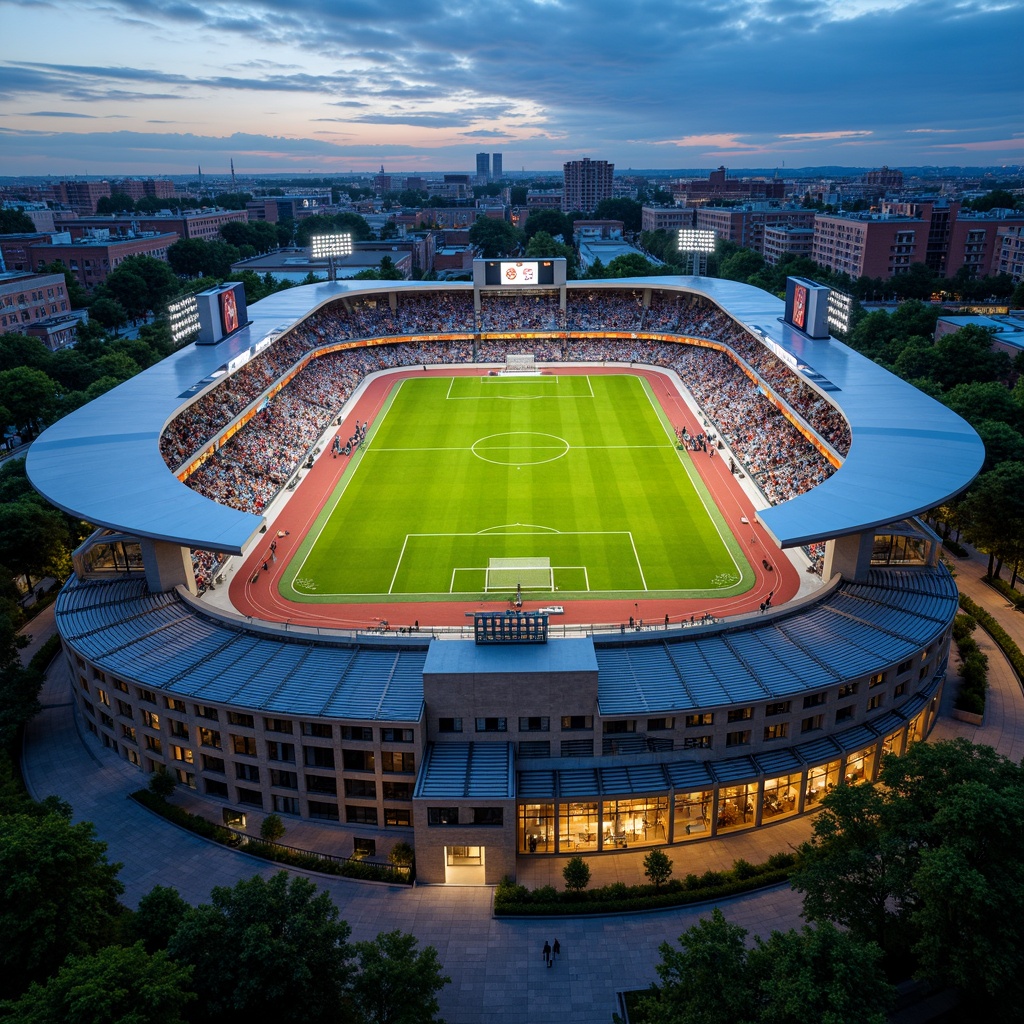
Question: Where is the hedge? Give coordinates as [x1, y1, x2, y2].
[130, 790, 411, 884]
[958, 594, 1024, 685]
[984, 575, 1024, 611]
[494, 852, 797, 916]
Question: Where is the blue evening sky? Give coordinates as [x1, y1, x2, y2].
[1, 0, 1021, 176]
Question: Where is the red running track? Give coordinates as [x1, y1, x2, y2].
[229, 366, 800, 630]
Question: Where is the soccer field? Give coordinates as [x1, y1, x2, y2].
[284, 374, 752, 604]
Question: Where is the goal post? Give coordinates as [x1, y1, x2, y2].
[502, 353, 539, 375]
[484, 556, 552, 591]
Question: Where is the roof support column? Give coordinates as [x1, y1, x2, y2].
[140, 539, 197, 595]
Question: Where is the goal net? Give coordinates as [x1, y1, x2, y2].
[501, 353, 540, 375]
[485, 556, 553, 591]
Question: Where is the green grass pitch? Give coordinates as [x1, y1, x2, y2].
[284, 374, 752, 604]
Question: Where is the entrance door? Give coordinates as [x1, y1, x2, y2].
[444, 845, 486, 884]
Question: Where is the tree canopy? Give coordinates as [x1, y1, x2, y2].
[792, 739, 1024, 1019]
[166, 872, 354, 1024]
[467, 216, 521, 257]
[0, 812, 125, 999]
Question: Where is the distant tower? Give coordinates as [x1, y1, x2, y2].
[231, 158, 236, 192]
[476, 152, 490, 184]
[491, 153, 502, 181]
[562, 158, 614, 214]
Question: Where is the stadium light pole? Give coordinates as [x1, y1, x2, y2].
[677, 229, 716, 276]
[310, 233, 354, 282]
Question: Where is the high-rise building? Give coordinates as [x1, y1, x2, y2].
[562, 158, 614, 214]
[491, 153, 502, 181]
[475, 153, 490, 183]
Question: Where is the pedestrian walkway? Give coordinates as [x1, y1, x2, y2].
[18, 544, 1024, 1024]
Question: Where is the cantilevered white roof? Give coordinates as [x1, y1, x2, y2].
[26, 277, 983, 552]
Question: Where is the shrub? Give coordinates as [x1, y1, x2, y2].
[389, 840, 414, 868]
[732, 858, 758, 880]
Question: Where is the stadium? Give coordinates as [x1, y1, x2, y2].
[27, 268, 984, 883]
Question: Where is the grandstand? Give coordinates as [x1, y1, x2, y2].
[28, 274, 984, 883]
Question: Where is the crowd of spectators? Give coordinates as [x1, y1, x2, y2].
[162, 287, 847, 554]
[190, 548, 226, 594]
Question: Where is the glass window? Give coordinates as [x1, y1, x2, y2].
[381, 751, 415, 773]
[520, 802, 555, 853]
[672, 790, 711, 840]
[232, 735, 257, 757]
[308, 800, 339, 821]
[727, 707, 752, 723]
[685, 713, 713, 727]
[267, 741, 295, 763]
[716, 783, 757, 833]
[602, 796, 669, 849]
[763, 722, 788, 741]
[725, 730, 751, 747]
[228, 711, 254, 728]
[560, 715, 593, 731]
[845, 745, 877, 783]
[473, 808, 504, 825]
[438, 717, 462, 733]
[475, 717, 507, 732]
[344, 778, 375, 799]
[559, 801, 600, 852]
[342, 726, 373, 741]
[427, 807, 459, 825]
[341, 748, 374, 771]
[306, 746, 337, 769]
[518, 717, 550, 732]
[270, 769, 297, 789]
[762, 773, 800, 820]
[806, 759, 841, 805]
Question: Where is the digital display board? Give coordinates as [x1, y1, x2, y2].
[474, 611, 549, 644]
[484, 260, 553, 286]
[784, 278, 830, 338]
[220, 287, 240, 335]
[792, 284, 807, 330]
[195, 283, 248, 345]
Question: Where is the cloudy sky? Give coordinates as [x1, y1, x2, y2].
[2, 0, 1022, 177]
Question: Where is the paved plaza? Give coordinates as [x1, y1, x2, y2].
[19, 544, 1024, 1023]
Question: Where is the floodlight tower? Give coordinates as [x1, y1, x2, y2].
[310, 233, 354, 282]
[677, 228, 716, 276]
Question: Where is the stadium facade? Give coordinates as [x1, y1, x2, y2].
[28, 275, 983, 883]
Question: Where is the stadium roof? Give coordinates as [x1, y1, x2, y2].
[26, 277, 984, 553]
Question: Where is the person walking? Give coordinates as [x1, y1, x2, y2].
[552, 938, 561, 961]
[542, 940, 551, 966]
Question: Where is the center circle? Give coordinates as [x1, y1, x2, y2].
[471, 431, 570, 466]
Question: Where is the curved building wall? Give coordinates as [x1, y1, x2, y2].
[60, 563, 954, 881]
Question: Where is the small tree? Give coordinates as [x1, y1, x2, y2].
[643, 848, 673, 890]
[260, 813, 286, 844]
[148, 767, 176, 799]
[562, 855, 591, 894]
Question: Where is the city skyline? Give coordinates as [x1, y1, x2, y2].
[1, 0, 1022, 177]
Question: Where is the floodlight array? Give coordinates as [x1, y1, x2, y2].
[310, 233, 354, 260]
[677, 229, 716, 253]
